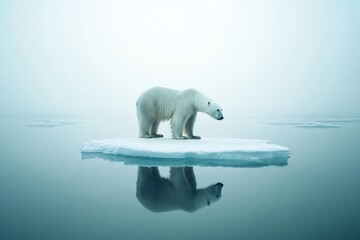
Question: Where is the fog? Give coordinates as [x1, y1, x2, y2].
[1, 0, 359, 118]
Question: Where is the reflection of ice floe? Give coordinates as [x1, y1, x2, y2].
[295, 122, 341, 128]
[27, 119, 81, 128]
[81, 137, 290, 168]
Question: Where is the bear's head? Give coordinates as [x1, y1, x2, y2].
[205, 182, 224, 206]
[205, 101, 224, 120]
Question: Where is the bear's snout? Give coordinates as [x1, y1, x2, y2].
[215, 182, 223, 198]
[216, 115, 224, 120]
[215, 110, 224, 120]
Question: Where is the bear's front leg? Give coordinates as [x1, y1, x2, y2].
[171, 116, 188, 140]
[184, 113, 201, 139]
[188, 135, 201, 139]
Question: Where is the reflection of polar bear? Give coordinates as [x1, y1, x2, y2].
[136, 87, 224, 139]
[136, 167, 223, 213]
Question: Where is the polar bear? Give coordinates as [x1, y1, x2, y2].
[136, 166, 223, 213]
[136, 87, 224, 139]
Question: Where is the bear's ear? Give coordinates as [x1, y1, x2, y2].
[207, 101, 210, 105]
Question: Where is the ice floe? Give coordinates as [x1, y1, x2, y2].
[81, 137, 290, 167]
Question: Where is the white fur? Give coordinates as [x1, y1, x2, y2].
[136, 167, 223, 212]
[136, 87, 223, 139]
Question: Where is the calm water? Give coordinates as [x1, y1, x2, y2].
[1, 116, 359, 240]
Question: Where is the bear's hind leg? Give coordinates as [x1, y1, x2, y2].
[150, 121, 163, 138]
[138, 117, 153, 138]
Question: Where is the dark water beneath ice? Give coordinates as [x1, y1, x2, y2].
[1, 116, 359, 239]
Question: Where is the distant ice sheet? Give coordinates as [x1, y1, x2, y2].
[261, 120, 303, 126]
[295, 122, 341, 128]
[81, 138, 290, 167]
[262, 120, 342, 129]
[27, 119, 81, 128]
[262, 117, 360, 129]
[315, 118, 360, 123]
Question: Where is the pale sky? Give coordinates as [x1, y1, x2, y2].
[1, 0, 359, 118]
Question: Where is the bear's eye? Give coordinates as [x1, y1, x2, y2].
[207, 200, 210, 205]
[207, 101, 210, 105]
[217, 109, 220, 112]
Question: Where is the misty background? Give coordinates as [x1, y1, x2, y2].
[1, 0, 359, 118]
[1, 2, 360, 239]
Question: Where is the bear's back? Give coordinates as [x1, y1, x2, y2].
[138, 87, 178, 103]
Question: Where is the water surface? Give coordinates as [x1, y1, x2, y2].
[0, 116, 359, 239]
